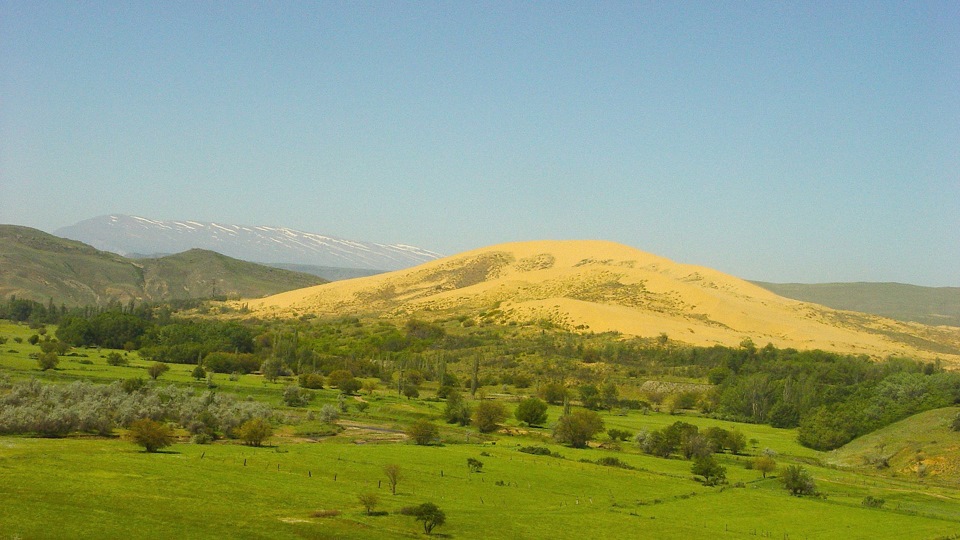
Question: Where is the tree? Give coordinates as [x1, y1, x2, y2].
[191, 364, 206, 380]
[553, 409, 604, 448]
[237, 417, 273, 447]
[780, 465, 817, 496]
[384, 464, 401, 495]
[444, 392, 472, 426]
[299, 372, 324, 389]
[467, 457, 483, 473]
[514, 397, 548, 427]
[691, 455, 726, 486]
[128, 418, 173, 453]
[412, 502, 445, 535]
[328, 370, 361, 394]
[579, 384, 601, 409]
[107, 352, 129, 367]
[753, 455, 777, 478]
[402, 383, 420, 399]
[146, 362, 170, 380]
[407, 419, 439, 446]
[538, 382, 568, 405]
[358, 493, 379, 515]
[260, 357, 283, 382]
[37, 351, 59, 371]
[472, 401, 507, 433]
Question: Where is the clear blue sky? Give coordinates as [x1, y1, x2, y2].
[1, 2, 958, 286]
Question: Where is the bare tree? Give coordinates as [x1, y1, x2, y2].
[384, 464, 401, 495]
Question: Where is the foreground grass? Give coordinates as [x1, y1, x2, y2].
[1, 435, 959, 540]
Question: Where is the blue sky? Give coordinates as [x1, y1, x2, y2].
[1, 2, 958, 286]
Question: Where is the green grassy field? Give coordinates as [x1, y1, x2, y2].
[3, 320, 960, 539]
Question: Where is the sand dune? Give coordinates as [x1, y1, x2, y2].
[246, 240, 960, 364]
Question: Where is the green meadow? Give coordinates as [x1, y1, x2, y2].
[2, 320, 960, 539]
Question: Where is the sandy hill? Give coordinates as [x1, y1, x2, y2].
[247, 240, 960, 363]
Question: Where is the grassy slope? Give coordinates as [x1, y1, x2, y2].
[0, 225, 324, 306]
[3, 322, 960, 538]
[828, 406, 960, 482]
[752, 281, 960, 328]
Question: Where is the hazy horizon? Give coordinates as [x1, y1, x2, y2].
[2, 3, 957, 286]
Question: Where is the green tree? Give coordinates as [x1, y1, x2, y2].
[753, 455, 777, 478]
[553, 409, 604, 448]
[691, 455, 726, 486]
[358, 493, 379, 515]
[780, 465, 817, 496]
[514, 397, 548, 427]
[37, 351, 59, 371]
[128, 418, 173, 453]
[384, 464, 401, 495]
[538, 382, 568, 405]
[260, 357, 284, 382]
[444, 392, 472, 426]
[146, 362, 170, 380]
[328, 370, 360, 394]
[237, 417, 273, 447]
[412, 502, 446, 535]
[107, 352, 129, 367]
[472, 401, 507, 433]
[407, 419, 439, 446]
[191, 364, 206, 380]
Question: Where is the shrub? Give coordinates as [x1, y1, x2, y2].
[407, 419, 439, 445]
[358, 493, 380, 515]
[952, 413, 960, 432]
[128, 418, 173, 452]
[237, 417, 273, 447]
[753, 455, 777, 478]
[608, 428, 633, 442]
[861, 496, 885, 508]
[37, 351, 59, 371]
[444, 392, 472, 426]
[147, 362, 170, 380]
[467, 457, 483, 473]
[691, 455, 727, 486]
[299, 372, 324, 389]
[411, 502, 445, 535]
[472, 401, 507, 433]
[780, 465, 817, 496]
[518, 446, 553, 456]
[553, 410, 604, 448]
[310, 509, 341, 518]
[283, 386, 311, 407]
[318, 404, 340, 423]
[107, 352, 129, 367]
[191, 364, 206, 380]
[514, 397, 548, 427]
[594, 457, 635, 470]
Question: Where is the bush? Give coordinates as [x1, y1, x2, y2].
[411, 502, 445, 535]
[444, 392, 472, 426]
[283, 386, 311, 407]
[127, 418, 173, 452]
[358, 493, 380, 515]
[472, 401, 507, 433]
[514, 397, 548, 427]
[237, 417, 273, 447]
[780, 465, 817, 496]
[608, 428, 633, 442]
[753, 455, 777, 478]
[518, 446, 554, 456]
[553, 410, 604, 448]
[691, 455, 727, 486]
[861, 495, 885, 508]
[593, 456, 635, 470]
[147, 362, 170, 380]
[37, 351, 59, 371]
[467, 457, 483, 473]
[107, 352, 129, 367]
[299, 372, 324, 389]
[407, 419, 439, 445]
[318, 404, 340, 423]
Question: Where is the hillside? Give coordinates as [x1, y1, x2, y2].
[55, 214, 442, 271]
[0, 225, 325, 305]
[827, 407, 960, 483]
[752, 281, 960, 328]
[247, 240, 960, 363]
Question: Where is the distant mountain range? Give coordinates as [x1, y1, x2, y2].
[752, 281, 960, 328]
[248, 240, 960, 363]
[55, 215, 442, 273]
[0, 225, 325, 306]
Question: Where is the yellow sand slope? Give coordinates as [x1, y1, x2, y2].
[247, 240, 960, 363]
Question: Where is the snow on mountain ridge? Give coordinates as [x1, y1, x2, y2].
[54, 215, 442, 271]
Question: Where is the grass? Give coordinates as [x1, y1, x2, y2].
[3, 320, 960, 538]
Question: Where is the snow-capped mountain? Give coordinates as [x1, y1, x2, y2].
[54, 215, 443, 271]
